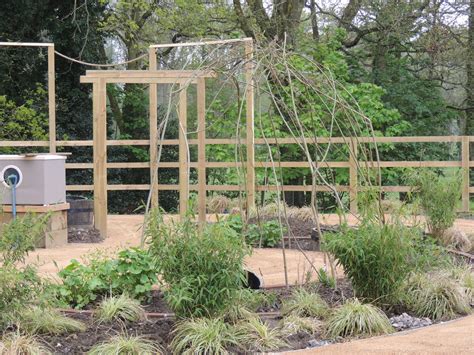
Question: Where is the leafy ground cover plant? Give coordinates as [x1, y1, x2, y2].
[281, 288, 329, 318]
[410, 169, 461, 237]
[403, 271, 471, 320]
[236, 317, 287, 352]
[19, 307, 86, 335]
[323, 219, 434, 304]
[95, 294, 145, 323]
[88, 334, 163, 355]
[317, 267, 335, 289]
[146, 210, 249, 317]
[245, 220, 284, 247]
[325, 299, 394, 338]
[57, 247, 157, 308]
[170, 317, 241, 355]
[0, 332, 51, 355]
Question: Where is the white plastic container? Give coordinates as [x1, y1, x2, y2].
[0, 154, 66, 205]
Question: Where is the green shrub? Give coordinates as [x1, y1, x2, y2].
[88, 335, 163, 355]
[18, 307, 86, 335]
[0, 212, 49, 266]
[403, 271, 471, 320]
[323, 220, 431, 303]
[325, 299, 394, 338]
[170, 318, 241, 355]
[410, 169, 461, 237]
[236, 317, 287, 352]
[0, 266, 46, 327]
[57, 248, 157, 308]
[281, 288, 329, 318]
[147, 211, 249, 317]
[95, 294, 145, 323]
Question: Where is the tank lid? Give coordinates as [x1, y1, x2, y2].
[0, 154, 67, 160]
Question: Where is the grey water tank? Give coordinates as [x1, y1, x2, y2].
[0, 154, 67, 205]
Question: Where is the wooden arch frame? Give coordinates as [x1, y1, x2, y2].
[80, 39, 256, 237]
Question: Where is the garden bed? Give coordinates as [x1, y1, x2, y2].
[33, 279, 466, 354]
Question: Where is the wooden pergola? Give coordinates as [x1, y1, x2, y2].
[79, 39, 256, 237]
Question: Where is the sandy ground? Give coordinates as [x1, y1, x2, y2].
[277, 314, 474, 354]
[25, 213, 472, 285]
[26, 214, 343, 286]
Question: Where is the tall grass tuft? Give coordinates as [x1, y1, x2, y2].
[170, 317, 241, 355]
[281, 288, 329, 318]
[19, 307, 86, 335]
[325, 299, 394, 338]
[403, 271, 471, 320]
[0, 332, 51, 355]
[236, 317, 287, 352]
[95, 294, 145, 323]
[88, 334, 163, 355]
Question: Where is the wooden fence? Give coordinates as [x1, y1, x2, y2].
[1, 41, 473, 238]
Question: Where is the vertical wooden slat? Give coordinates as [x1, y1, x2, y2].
[47, 45, 56, 153]
[149, 48, 158, 208]
[461, 135, 470, 212]
[93, 79, 108, 237]
[197, 78, 207, 223]
[245, 40, 255, 211]
[179, 85, 188, 219]
[349, 138, 358, 214]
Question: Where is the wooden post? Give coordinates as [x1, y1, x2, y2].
[461, 135, 470, 212]
[197, 78, 206, 223]
[47, 45, 56, 153]
[179, 85, 188, 219]
[93, 79, 108, 237]
[244, 40, 255, 211]
[149, 48, 159, 208]
[349, 138, 358, 214]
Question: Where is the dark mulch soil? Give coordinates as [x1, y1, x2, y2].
[41, 313, 174, 354]
[38, 283, 354, 353]
[68, 227, 104, 243]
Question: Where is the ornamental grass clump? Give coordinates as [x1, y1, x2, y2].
[19, 307, 86, 335]
[0, 332, 51, 355]
[281, 288, 329, 318]
[279, 315, 323, 336]
[88, 334, 163, 355]
[325, 299, 394, 338]
[236, 317, 287, 352]
[170, 317, 241, 355]
[403, 271, 471, 321]
[95, 294, 145, 323]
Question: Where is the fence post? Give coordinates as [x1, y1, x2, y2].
[93, 78, 108, 237]
[349, 137, 358, 214]
[245, 40, 255, 211]
[149, 48, 158, 208]
[178, 85, 188, 220]
[47, 45, 56, 153]
[197, 78, 207, 223]
[461, 135, 470, 212]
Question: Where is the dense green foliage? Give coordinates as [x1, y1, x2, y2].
[323, 219, 439, 303]
[146, 210, 249, 317]
[57, 248, 157, 308]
